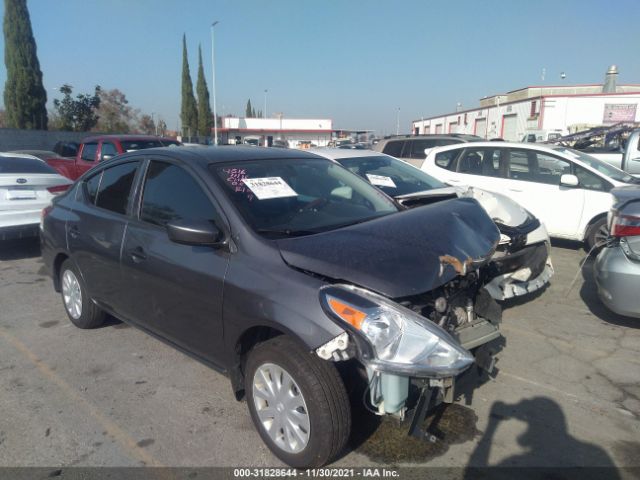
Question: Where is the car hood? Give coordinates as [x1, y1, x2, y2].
[277, 197, 500, 298]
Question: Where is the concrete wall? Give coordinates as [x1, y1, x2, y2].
[0, 128, 90, 152]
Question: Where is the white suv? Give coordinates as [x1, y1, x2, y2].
[420, 142, 640, 249]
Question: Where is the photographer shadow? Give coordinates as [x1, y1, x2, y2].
[464, 396, 620, 479]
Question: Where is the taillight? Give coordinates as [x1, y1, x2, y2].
[47, 184, 69, 195]
[611, 213, 640, 237]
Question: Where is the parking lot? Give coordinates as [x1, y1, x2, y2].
[0, 239, 639, 470]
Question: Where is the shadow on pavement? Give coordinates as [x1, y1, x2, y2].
[0, 238, 41, 261]
[464, 397, 621, 478]
[579, 256, 640, 329]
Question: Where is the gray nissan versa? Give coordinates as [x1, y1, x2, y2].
[41, 146, 502, 467]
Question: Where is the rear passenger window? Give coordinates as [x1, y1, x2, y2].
[408, 139, 436, 159]
[457, 148, 501, 176]
[95, 162, 139, 214]
[381, 141, 404, 158]
[80, 143, 98, 162]
[85, 173, 101, 204]
[140, 161, 217, 227]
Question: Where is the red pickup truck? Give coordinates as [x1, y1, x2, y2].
[17, 135, 182, 180]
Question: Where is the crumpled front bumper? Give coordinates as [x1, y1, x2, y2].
[485, 240, 554, 300]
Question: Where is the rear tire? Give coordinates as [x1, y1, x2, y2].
[244, 335, 351, 468]
[59, 259, 106, 329]
[585, 217, 608, 252]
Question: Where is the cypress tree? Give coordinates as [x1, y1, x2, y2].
[180, 34, 198, 137]
[3, 0, 48, 129]
[245, 99, 253, 118]
[196, 45, 213, 137]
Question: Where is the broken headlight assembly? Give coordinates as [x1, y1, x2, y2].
[319, 284, 474, 378]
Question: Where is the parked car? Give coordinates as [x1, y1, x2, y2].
[521, 129, 566, 143]
[1, 153, 71, 241]
[594, 186, 640, 317]
[312, 148, 553, 301]
[48, 135, 182, 181]
[9, 149, 76, 180]
[372, 134, 480, 167]
[420, 142, 640, 250]
[42, 146, 503, 467]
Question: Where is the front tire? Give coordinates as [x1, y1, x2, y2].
[244, 336, 351, 468]
[59, 259, 106, 329]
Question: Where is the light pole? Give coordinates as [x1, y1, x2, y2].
[264, 89, 268, 118]
[211, 21, 219, 145]
[396, 107, 400, 135]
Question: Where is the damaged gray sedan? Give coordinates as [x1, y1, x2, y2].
[42, 147, 503, 468]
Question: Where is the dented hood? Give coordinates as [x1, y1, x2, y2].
[277, 197, 500, 298]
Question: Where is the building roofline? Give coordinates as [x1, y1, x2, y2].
[413, 90, 640, 124]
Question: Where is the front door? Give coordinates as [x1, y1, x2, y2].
[120, 159, 230, 365]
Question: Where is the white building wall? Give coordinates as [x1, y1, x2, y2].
[414, 93, 640, 140]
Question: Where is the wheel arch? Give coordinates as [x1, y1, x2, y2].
[582, 212, 608, 241]
[229, 325, 287, 400]
[52, 252, 70, 292]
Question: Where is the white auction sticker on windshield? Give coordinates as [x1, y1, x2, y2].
[242, 177, 298, 200]
[366, 174, 396, 188]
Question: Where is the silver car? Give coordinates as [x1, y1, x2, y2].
[595, 186, 640, 318]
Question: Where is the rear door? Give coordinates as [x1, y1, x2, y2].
[67, 161, 141, 311]
[120, 158, 229, 365]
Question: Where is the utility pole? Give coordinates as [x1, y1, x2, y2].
[264, 89, 268, 118]
[211, 21, 219, 145]
[396, 107, 400, 135]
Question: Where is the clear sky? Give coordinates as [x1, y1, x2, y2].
[1, 0, 639, 135]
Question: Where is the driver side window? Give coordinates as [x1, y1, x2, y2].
[140, 161, 218, 227]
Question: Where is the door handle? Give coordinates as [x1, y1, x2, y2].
[68, 225, 80, 239]
[508, 188, 523, 192]
[448, 179, 461, 183]
[128, 246, 147, 263]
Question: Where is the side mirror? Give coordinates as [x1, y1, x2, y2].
[560, 174, 579, 187]
[166, 219, 225, 246]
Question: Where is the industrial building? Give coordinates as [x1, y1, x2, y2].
[219, 117, 333, 148]
[412, 66, 640, 141]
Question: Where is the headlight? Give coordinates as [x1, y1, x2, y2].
[320, 284, 474, 378]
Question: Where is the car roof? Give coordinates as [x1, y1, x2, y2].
[0, 152, 44, 162]
[311, 148, 389, 160]
[81, 134, 178, 143]
[118, 145, 326, 167]
[427, 141, 562, 153]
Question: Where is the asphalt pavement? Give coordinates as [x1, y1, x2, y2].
[0, 238, 639, 471]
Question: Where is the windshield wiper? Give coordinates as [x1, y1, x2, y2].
[256, 228, 317, 238]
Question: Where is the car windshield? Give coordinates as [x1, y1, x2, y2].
[336, 155, 446, 197]
[0, 156, 58, 174]
[212, 157, 398, 238]
[553, 147, 636, 183]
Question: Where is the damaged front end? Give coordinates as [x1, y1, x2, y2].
[317, 272, 502, 441]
